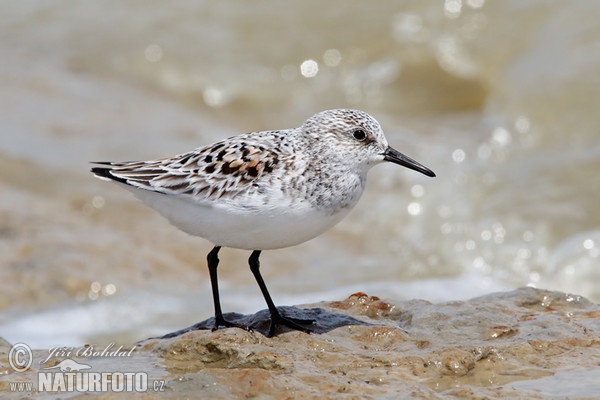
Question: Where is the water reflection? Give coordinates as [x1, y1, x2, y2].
[323, 49, 341, 67]
[300, 59, 319, 78]
[144, 44, 163, 63]
[444, 0, 463, 19]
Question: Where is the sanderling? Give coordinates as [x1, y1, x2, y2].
[91, 109, 435, 336]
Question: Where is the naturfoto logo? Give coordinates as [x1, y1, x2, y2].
[8, 342, 165, 394]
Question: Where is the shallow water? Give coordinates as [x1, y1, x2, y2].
[1, 1, 600, 348]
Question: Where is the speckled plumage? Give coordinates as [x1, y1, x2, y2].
[91, 109, 435, 335]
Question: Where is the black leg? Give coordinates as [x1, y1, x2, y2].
[207, 246, 249, 332]
[248, 250, 313, 337]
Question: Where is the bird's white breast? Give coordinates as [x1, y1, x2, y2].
[122, 183, 355, 250]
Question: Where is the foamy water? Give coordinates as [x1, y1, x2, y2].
[1, 1, 600, 347]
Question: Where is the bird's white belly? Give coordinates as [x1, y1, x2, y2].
[124, 185, 352, 250]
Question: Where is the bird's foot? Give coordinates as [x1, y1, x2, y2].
[267, 310, 314, 337]
[212, 316, 253, 333]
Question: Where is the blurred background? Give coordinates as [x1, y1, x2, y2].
[1, 1, 599, 347]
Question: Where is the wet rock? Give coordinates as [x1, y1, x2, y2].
[2, 288, 600, 398]
[157, 306, 371, 338]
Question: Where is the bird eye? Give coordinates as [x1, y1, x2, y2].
[352, 129, 367, 141]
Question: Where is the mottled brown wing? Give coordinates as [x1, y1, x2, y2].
[91, 133, 285, 201]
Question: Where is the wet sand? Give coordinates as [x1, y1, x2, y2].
[2, 288, 599, 399]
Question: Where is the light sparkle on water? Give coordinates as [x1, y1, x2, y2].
[300, 59, 319, 78]
[323, 49, 341, 67]
[144, 44, 163, 63]
[452, 148, 466, 163]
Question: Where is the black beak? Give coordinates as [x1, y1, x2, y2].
[383, 146, 435, 177]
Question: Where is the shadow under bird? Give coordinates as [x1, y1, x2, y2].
[91, 109, 435, 337]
